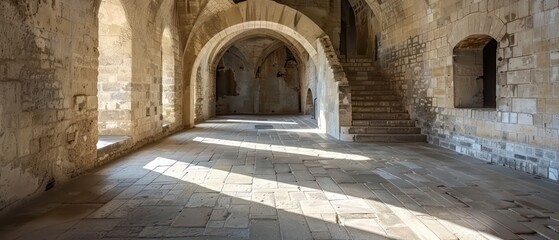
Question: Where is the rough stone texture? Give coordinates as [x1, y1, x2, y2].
[1, 0, 557, 226]
[184, 0, 350, 138]
[0, 0, 182, 213]
[1, 115, 559, 240]
[373, 0, 559, 181]
[215, 38, 301, 115]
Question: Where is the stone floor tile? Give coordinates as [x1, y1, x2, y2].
[278, 210, 313, 240]
[316, 177, 348, 200]
[138, 226, 169, 237]
[344, 219, 388, 240]
[204, 227, 250, 238]
[331, 199, 375, 214]
[70, 218, 121, 232]
[312, 231, 332, 239]
[172, 208, 212, 227]
[119, 206, 182, 227]
[165, 227, 205, 237]
[185, 193, 220, 207]
[61, 231, 108, 240]
[250, 192, 277, 219]
[225, 205, 250, 228]
[2, 115, 559, 240]
[105, 226, 144, 237]
[300, 200, 335, 214]
[250, 220, 281, 240]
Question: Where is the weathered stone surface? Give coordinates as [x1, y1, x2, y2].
[1, 115, 559, 240]
[1, 2, 558, 238]
[173, 208, 212, 227]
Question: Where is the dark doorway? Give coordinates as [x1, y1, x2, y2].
[483, 39, 497, 108]
[340, 0, 356, 56]
[453, 35, 498, 109]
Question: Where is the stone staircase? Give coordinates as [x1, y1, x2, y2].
[341, 56, 426, 143]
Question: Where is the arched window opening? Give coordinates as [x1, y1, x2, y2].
[453, 35, 497, 109]
[161, 28, 175, 125]
[97, 0, 133, 136]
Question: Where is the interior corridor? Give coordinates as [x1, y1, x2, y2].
[1, 115, 558, 240]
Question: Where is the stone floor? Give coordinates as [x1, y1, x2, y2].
[1, 115, 559, 240]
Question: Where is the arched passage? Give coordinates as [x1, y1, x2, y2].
[97, 0, 133, 136]
[215, 36, 302, 115]
[195, 28, 311, 120]
[161, 28, 175, 125]
[182, 0, 349, 138]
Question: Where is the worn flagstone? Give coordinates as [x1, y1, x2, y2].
[1, 115, 558, 240]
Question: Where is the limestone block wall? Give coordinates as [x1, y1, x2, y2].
[215, 38, 302, 115]
[0, 0, 100, 213]
[275, 0, 343, 51]
[374, 0, 559, 181]
[110, 0, 182, 142]
[0, 0, 183, 213]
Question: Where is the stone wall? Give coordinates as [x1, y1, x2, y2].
[375, 0, 559, 181]
[275, 0, 342, 51]
[0, 0, 182, 212]
[216, 38, 302, 115]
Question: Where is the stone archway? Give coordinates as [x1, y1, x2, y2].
[447, 13, 505, 109]
[182, 0, 350, 139]
[447, 13, 506, 49]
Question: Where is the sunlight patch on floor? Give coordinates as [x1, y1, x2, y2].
[192, 137, 370, 161]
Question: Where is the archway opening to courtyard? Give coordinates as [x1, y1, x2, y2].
[453, 34, 498, 109]
[97, 0, 133, 136]
[161, 28, 176, 125]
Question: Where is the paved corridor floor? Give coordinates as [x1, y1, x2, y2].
[1, 115, 559, 240]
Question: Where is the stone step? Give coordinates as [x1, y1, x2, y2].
[350, 85, 391, 91]
[353, 106, 406, 113]
[353, 112, 410, 120]
[339, 56, 374, 63]
[346, 72, 380, 77]
[349, 126, 422, 134]
[348, 80, 389, 86]
[344, 66, 376, 72]
[352, 90, 394, 96]
[352, 119, 416, 127]
[351, 101, 402, 107]
[348, 73, 383, 78]
[352, 95, 400, 101]
[348, 71, 380, 75]
[354, 134, 427, 143]
[342, 62, 373, 67]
